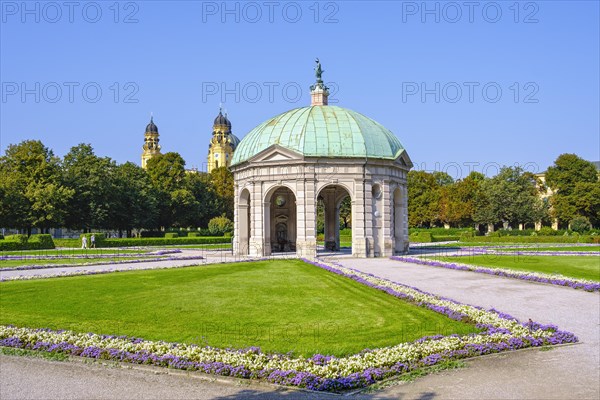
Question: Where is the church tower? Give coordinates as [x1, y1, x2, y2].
[207, 108, 240, 172]
[141, 116, 161, 169]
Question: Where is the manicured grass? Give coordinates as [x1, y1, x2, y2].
[167, 244, 232, 249]
[433, 255, 600, 281]
[0, 256, 164, 269]
[498, 246, 600, 252]
[0, 249, 151, 256]
[0, 260, 478, 357]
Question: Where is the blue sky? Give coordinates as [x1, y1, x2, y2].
[1, 1, 598, 178]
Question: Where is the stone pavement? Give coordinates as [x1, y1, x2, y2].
[1, 255, 599, 399]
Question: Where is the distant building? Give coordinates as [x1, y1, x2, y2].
[141, 117, 161, 169]
[207, 109, 240, 173]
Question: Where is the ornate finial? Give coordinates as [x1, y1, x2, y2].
[219, 102, 223, 113]
[310, 58, 329, 100]
[150, 112, 153, 122]
[315, 58, 323, 83]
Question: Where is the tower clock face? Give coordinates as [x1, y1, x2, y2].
[275, 195, 286, 207]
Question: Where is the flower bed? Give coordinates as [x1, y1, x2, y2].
[0, 259, 578, 391]
[392, 256, 600, 292]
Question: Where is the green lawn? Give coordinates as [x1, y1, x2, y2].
[168, 244, 232, 249]
[0, 256, 164, 269]
[0, 260, 478, 356]
[0, 249, 151, 256]
[434, 255, 600, 281]
[498, 246, 600, 252]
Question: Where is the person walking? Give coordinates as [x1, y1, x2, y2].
[90, 234, 96, 248]
[81, 235, 88, 249]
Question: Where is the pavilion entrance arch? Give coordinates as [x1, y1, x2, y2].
[264, 185, 297, 255]
[316, 184, 352, 252]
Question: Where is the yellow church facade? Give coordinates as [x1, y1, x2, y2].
[141, 109, 239, 172]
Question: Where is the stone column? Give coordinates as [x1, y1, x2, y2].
[381, 179, 394, 257]
[352, 177, 368, 257]
[248, 182, 264, 257]
[296, 177, 316, 258]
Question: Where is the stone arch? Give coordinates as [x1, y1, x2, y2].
[316, 184, 352, 252]
[238, 188, 251, 255]
[264, 185, 297, 254]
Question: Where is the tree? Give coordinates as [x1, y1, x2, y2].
[209, 167, 234, 220]
[146, 152, 187, 229]
[0, 140, 73, 233]
[408, 170, 440, 227]
[111, 162, 159, 235]
[440, 171, 484, 227]
[146, 152, 186, 192]
[545, 154, 597, 196]
[545, 154, 599, 227]
[474, 167, 546, 228]
[572, 181, 600, 227]
[63, 144, 117, 231]
[185, 172, 219, 227]
[339, 196, 352, 229]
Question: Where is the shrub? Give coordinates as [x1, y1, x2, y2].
[224, 232, 232, 238]
[208, 215, 234, 236]
[187, 232, 200, 237]
[433, 235, 459, 242]
[410, 232, 433, 243]
[460, 235, 594, 244]
[0, 234, 4, 240]
[570, 216, 592, 234]
[538, 227, 556, 236]
[140, 231, 164, 238]
[28, 234, 55, 249]
[0, 234, 55, 250]
[461, 231, 474, 240]
[5, 234, 28, 244]
[101, 237, 231, 247]
[165, 233, 179, 239]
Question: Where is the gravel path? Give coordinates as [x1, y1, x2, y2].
[0, 249, 255, 280]
[336, 257, 600, 399]
[1, 255, 598, 399]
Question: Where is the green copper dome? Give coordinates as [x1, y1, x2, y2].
[231, 106, 405, 166]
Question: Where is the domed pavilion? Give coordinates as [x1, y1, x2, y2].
[230, 61, 412, 258]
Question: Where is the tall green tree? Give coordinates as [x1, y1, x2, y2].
[63, 144, 116, 231]
[545, 154, 599, 226]
[209, 166, 234, 220]
[111, 162, 159, 235]
[408, 170, 440, 227]
[146, 152, 187, 229]
[0, 140, 73, 233]
[185, 172, 219, 227]
[474, 167, 546, 228]
[440, 171, 484, 227]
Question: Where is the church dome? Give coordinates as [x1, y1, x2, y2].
[231, 105, 405, 166]
[214, 110, 229, 126]
[145, 117, 158, 133]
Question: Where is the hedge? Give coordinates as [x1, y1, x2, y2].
[164, 233, 179, 239]
[100, 237, 231, 247]
[460, 235, 596, 244]
[0, 234, 55, 251]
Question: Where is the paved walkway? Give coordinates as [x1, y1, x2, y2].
[1, 256, 599, 399]
[0, 249, 255, 280]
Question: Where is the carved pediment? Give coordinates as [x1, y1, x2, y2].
[394, 149, 413, 169]
[248, 144, 303, 164]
